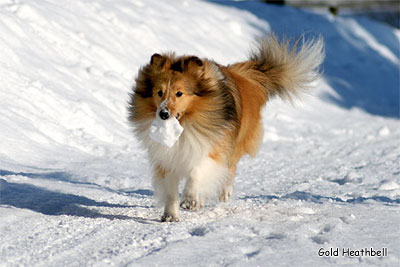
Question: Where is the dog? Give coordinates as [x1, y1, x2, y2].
[128, 35, 324, 222]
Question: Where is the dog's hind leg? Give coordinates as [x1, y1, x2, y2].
[180, 170, 205, 211]
[181, 157, 229, 211]
[219, 164, 236, 202]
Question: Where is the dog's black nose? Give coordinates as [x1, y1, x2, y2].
[159, 109, 170, 120]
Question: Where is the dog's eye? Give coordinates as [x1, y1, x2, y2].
[176, 91, 183, 97]
[157, 90, 163, 97]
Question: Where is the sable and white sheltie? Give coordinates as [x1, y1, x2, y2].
[128, 35, 324, 222]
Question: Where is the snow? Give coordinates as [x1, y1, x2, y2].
[0, 0, 399, 266]
[149, 115, 184, 148]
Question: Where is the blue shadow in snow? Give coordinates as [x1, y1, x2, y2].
[0, 169, 96, 186]
[123, 189, 154, 197]
[0, 179, 132, 218]
[207, 1, 400, 118]
[0, 169, 154, 197]
[0, 179, 155, 223]
[241, 191, 400, 205]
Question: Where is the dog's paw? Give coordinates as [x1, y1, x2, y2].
[161, 214, 180, 222]
[180, 199, 202, 211]
[219, 186, 233, 202]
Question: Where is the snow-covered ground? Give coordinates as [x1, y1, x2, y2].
[0, 0, 399, 266]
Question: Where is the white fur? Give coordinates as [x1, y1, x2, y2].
[153, 170, 180, 221]
[209, 61, 225, 81]
[134, 118, 228, 219]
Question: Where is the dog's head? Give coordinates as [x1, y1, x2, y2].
[133, 53, 219, 122]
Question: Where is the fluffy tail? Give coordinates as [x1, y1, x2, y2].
[232, 34, 325, 100]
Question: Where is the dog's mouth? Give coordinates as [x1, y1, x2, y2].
[175, 112, 186, 120]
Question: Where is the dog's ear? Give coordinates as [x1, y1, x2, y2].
[178, 56, 203, 76]
[134, 72, 153, 98]
[150, 53, 166, 67]
[184, 56, 203, 68]
[171, 56, 203, 73]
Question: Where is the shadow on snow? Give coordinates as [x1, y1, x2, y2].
[0, 178, 157, 224]
[0, 169, 102, 187]
[241, 190, 400, 205]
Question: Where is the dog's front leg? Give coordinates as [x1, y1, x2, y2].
[161, 174, 180, 222]
[153, 168, 180, 222]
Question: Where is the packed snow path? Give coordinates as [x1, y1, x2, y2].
[0, 0, 399, 266]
